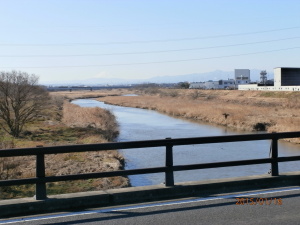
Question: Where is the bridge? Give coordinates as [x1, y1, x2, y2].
[46, 85, 133, 92]
[0, 131, 300, 219]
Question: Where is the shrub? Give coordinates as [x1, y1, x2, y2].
[253, 122, 270, 131]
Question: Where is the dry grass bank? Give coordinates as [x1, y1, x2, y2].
[63, 102, 119, 141]
[50, 89, 134, 100]
[0, 94, 128, 199]
[98, 89, 300, 143]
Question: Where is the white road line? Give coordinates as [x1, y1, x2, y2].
[1, 187, 299, 224]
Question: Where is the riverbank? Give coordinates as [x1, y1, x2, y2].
[50, 88, 134, 100]
[0, 93, 130, 199]
[97, 89, 300, 143]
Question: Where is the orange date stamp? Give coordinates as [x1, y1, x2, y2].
[236, 198, 282, 205]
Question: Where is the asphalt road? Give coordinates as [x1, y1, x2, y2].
[1, 186, 300, 225]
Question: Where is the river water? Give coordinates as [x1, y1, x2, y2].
[72, 99, 300, 186]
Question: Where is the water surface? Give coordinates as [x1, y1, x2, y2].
[72, 99, 300, 186]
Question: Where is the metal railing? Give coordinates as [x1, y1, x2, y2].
[1, 131, 300, 200]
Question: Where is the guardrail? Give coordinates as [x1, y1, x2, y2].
[1, 131, 300, 200]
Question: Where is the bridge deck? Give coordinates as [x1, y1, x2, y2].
[1, 171, 300, 218]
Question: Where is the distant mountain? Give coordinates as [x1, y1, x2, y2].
[44, 69, 274, 86]
[45, 77, 132, 86]
[146, 70, 234, 83]
[76, 77, 132, 85]
[146, 69, 274, 83]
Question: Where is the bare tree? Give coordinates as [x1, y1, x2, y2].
[0, 71, 50, 137]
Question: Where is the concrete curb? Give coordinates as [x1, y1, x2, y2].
[1, 171, 300, 218]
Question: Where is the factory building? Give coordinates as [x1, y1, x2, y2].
[235, 69, 250, 87]
[190, 67, 300, 91]
[239, 67, 300, 91]
[189, 79, 235, 89]
[189, 69, 249, 90]
[274, 67, 300, 87]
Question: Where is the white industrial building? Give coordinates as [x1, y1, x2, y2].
[204, 81, 220, 89]
[238, 67, 300, 91]
[189, 79, 235, 89]
[218, 79, 236, 89]
[189, 81, 220, 89]
[189, 82, 206, 89]
[189, 69, 249, 90]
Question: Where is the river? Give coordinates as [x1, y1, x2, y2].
[72, 98, 300, 187]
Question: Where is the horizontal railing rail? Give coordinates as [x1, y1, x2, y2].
[0, 131, 300, 200]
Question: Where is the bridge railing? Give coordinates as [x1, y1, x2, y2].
[1, 131, 300, 200]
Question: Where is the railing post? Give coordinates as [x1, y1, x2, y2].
[35, 146, 47, 200]
[165, 138, 174, 186]
[271, 137, 279, 176]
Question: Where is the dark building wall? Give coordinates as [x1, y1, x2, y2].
[281, 68, 300, 86]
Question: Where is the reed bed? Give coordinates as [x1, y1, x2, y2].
[99, 89, 300, 143]
[62, 102, 119, 140]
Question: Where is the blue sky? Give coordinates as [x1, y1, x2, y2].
[0, 0, 299, 84]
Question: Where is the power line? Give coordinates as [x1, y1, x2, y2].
[1, 46, 299, 69]
[0, 37, 299, 58]
[0, 26, 299, 46]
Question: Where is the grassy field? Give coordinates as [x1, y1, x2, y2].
[98, 88, 300, 144]
[0, 91, 132, 199]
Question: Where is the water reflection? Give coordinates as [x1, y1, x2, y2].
[72, 99, 300, 186]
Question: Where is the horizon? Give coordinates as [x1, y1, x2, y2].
[1, 0, 299, 84]
[43, 68, 274, 86]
